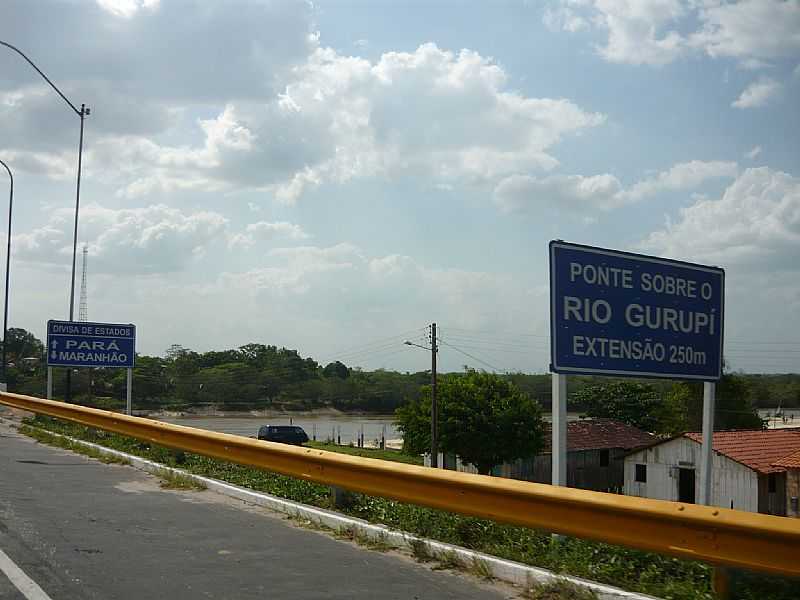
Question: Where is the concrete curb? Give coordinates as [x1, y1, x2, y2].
[8, 420, 659, 600]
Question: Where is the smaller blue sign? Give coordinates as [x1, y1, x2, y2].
[550, 241, 724, 380]
[47, 320, 136, 369]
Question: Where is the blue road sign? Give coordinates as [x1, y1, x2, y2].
[550, 241, 724, 380]
[47, 320, 136, 369]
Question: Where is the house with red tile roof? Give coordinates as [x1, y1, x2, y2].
[624, 428, 800, 516]
[427, 418, 654, 492]
[773, 450, 800, 518]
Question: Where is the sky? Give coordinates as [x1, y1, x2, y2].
[0, 0, 798, 374]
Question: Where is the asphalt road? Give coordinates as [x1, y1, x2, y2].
[0, 419, 509, 600]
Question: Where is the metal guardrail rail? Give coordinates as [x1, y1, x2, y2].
[2, 392, 799, 577]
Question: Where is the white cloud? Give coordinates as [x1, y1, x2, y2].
[1, 1, 316, 150]
[1, 149, 76, 180]
[731, 77, 782, 108]
[493, 159, 738, 213]
[83, 43, 604, 203]
[14, 204, 227, 274]
[738, 58, 771, 70]
[96, 0, 159, 18]
[546, 0, 800, 66]
[210, 243, 534, 337]
[494, 173, 624, 212]
[641, 167, 800, 269]
[544, 0, 689, 66]
[543, 2, 590, 32]
[217, 243, 361, 295]
[622, 160, 739, 201]
[691, 0, 800, 62]
[228, 221, 310, 249]
[745, 145, 762, 159]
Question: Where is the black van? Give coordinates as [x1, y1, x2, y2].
[257, 425, 309, 446]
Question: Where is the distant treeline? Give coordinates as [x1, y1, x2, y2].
[3, 328, 798, 413]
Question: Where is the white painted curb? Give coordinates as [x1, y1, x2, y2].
[10, 421, 659, 600]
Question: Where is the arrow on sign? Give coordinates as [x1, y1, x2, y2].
[51, 340, 58, 349]
[50, 351, 56, 359]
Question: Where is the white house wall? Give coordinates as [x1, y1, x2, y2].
[624, 438, 758, 512]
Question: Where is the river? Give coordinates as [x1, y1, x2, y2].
[157, 411, 585, 447]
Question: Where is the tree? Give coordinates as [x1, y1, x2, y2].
[3, 328, 44, 363]
[396, 370, 545, 475]
[323, 361, 350, 379]
[672, 370, 764, 431]
[570, 381, 666, 433]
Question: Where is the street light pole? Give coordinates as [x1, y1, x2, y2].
[0, 159, 12, 390]
[68, 105, 86, 322]
[1, 40, 90, 401]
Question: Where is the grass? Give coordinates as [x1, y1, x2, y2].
[409, 538, 433, 562]
[20, 425, 131, 466]
[155, 468, 207, 491]
[287, 514, 329, 532]
[523, 579, 598, 600]
[305, 441, 423, 465]
[21, 415, 800, 600]
[335, 526, 396, 552]
[433, 549, 465, 571]
[469, 557, 494, 581]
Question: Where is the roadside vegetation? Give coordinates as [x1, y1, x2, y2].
[19, 424, 131, 466]
[155, 468, 207, 491]
[21, 415, 797, 600]
[523, 579, 598, 600]
[396, 370, 545, 474]
[305, 441, 423, 465]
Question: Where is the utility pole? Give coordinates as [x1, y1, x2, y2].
[404, 325, 439, 468]
[430, 322, 438, 468]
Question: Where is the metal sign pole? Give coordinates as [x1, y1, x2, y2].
[700, 381, 716, 505]
[126, 367, 132, 416]
[47, 367, 53, 400]
[552, 373, 567, 486]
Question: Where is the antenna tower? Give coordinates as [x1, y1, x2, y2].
[78, 244, 88, 322]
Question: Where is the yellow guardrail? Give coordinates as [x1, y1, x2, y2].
[2, 391, 799, 577]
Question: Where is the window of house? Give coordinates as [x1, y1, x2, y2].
[635, 463, 647, 483]
[768, 473, 777, 493]
[599, 449, 610, 467]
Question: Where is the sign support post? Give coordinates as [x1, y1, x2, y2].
[126, 367, 133, 416]
[551, 373, 567, 486]
[46, 367, 53, 400]
[700, 381, 716, 505]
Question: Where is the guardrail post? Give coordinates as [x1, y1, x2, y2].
[330, 485, 354, 509]
[712, 567, 731, 600]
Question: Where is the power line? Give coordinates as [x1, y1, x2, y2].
[440, 325, 550, 338]
[438, 339, 505, 373]
[323, 327, 426, 355]
[439, 333, 548, 350]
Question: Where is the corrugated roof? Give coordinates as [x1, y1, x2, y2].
[542, 419, 655, 453]
[773, 449, 800, 469]
[685, 429, 800, 474]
